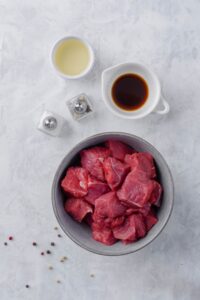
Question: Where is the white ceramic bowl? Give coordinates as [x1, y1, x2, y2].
[51, 36, 94, 79]
[52, 132, 174, 256]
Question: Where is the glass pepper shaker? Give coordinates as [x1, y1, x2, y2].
[66, 93, 93, 121]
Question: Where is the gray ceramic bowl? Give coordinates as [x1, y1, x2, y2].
[52, 132, 174, 256]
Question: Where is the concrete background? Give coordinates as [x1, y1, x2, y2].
[0, 0, 199, 299]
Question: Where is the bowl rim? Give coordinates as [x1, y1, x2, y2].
[52, 132, 174, 256]
[50, 35, 95, 80]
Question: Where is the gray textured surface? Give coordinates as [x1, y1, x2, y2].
[0, 0, 199, 299]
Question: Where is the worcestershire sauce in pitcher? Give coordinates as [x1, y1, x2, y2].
[112, 73, 148, 111]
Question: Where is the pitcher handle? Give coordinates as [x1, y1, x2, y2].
[154, 94, 170, 115]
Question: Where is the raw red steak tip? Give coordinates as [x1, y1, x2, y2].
[92, 223, 116, 245]
[145, 212, 158, 231]
[103, 157, 130, 190]
[117, 169, 156, 208]
[65, 197, 93, 222]
[85, 175, 110, 205]
[113, 214, 147, 243]
[113, 214, 137, 243]
[149, 181, 162, 207]
[106, 140, 133, 161]
[61, 167, 88, 198]
[125, 152, 156, 179]
[94, 191, 126, 219]
[81, 147, 110, 181]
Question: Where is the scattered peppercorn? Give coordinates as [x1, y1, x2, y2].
[4, 242, 8, 246]
[46, 250, 51, 254]
[8, 236, 13, 241]
[90, 274, 95, 278]
[49, 266, 53, 270]
[50, 242, 55, 246]
[54, 227, 58, 230]
[63, 256, 68, 261]
[32, 242, 37, 246]
[25, 285, 30, 288]
[60, 259, 64, 263]
[41, 252, 45, 256]
[57, 234, 62, 238]
[56, 280, 61, 284]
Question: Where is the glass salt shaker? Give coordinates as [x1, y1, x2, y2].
[37, 111, 66, 137]
[66, 93, 93, 121]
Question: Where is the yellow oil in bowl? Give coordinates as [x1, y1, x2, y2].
[54, 38, 91, 77]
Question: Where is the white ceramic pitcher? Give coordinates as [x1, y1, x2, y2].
[101, 62, 170, 119]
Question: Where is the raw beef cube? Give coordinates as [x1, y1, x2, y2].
[125, 203, 151, 216]
[85, 175, 110, 205]
[92, 211, 107, 227]
[149, 181, 162, 207]
[61, 167, 88, 197]
[92, 222, 116, 245]
[139, 203, 151, 216]
[125, 152, 156, 179]
[92, 214, 125, 229]
[117, 170, 155, 208]
[81, 147, 110, 181]
[95, 191, 126, 219]
[106, 140, 133, 161]
[145, 212, 158, 231]
[65, 198, 93, 222]
[113, 214, 146, 243]
[103, 157, 130, 190]
[92, 208, 114, 229]
[133, 214, 146, 238]
[113, 215, 137, 242]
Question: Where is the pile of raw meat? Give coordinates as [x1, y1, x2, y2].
[61, 140, 162, 246]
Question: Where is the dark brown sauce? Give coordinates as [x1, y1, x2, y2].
[112, 73, 149, 111]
